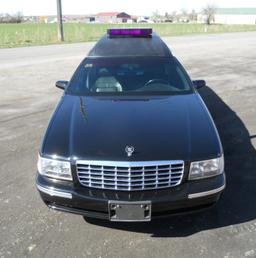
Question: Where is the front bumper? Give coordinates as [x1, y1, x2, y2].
[36, 172, 225, 220]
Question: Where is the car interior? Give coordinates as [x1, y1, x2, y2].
[88, 63, 189, 93]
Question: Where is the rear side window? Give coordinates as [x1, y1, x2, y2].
[67, 57, 193, 96]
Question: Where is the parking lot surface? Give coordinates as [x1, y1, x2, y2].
[0, 32, 256, 258]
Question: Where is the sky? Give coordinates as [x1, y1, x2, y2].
[1, 0, 256, 16]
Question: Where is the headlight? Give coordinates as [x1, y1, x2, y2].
[189, 155, 224, 180]
[37, 155, 72, 181]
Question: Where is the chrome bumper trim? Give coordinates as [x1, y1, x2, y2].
[76, 160, 184, 167]
[188, 184, 225, 199]
[36, 184, 72, 199]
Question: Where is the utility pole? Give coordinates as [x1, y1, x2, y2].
[56, 0, 64, 41]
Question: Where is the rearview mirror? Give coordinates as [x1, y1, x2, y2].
[56, 80, 69, 90]
[192, 80, 206, 89]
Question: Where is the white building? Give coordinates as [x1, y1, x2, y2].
[215, 8, 256, 24]
[198, 8, 256, 24]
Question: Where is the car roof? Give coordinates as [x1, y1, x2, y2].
[87, 32, 172, 58]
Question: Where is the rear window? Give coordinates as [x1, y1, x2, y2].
[67, 57, 193, 96]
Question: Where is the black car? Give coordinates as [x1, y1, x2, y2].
[36, 28, 225, 222]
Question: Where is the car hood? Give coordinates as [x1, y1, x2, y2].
[41, 93, 222, 161]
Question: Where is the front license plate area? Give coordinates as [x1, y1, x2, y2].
[108, 201, 151, 222]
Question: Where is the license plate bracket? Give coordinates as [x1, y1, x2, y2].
[108, 201, 151, 222]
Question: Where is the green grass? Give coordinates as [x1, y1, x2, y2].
[0, 23, 255, 48]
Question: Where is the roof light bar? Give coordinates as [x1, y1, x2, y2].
[107, 28, 152, 36]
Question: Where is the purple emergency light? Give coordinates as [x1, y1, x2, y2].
[107, 28, 152, 36]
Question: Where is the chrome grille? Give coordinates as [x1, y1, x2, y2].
[76, 160, 184, 191]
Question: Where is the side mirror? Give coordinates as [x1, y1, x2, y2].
[192, 80, 206, 89]
[55, 80, 69, 90]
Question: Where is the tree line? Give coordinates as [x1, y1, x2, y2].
[152, 4, 217, 24]
[0, 12, 23, 23]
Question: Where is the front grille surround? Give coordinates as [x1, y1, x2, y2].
[76, 160, 184, 191]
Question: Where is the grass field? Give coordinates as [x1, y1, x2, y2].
[0, 23, 256, 48]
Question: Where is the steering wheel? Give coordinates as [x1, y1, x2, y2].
[143, 78, 170, 87]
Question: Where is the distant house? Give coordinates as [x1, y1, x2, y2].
[95, 12, 131, 23]
[198, 8, 256, 24]
[84, 15, 96, 23]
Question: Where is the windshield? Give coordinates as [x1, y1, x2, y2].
[67, 57, 193, 96]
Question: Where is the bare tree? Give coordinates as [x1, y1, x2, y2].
[164, 12, 173, 22]
[202, 4, 217, 25]
[14, 12, 23, 23]
[181, 9, 188, 16]
[170, 11, 177, 22]
[189, 9, 197, 22]
[180, 9, 189, 23]
[152, 10, 162, 22]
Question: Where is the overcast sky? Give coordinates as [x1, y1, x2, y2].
[1, 0, 256, 16]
